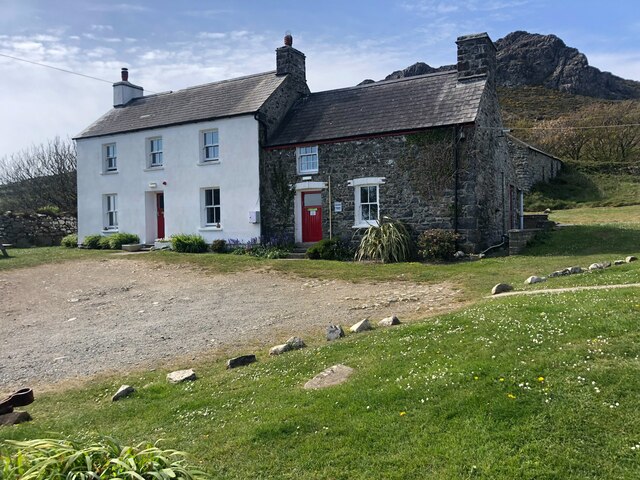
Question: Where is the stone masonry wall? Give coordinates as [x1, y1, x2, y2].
[507, 135, 562, 192]
[0, 212, 77, 247]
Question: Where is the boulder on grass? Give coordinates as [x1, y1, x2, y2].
[286, 336, 306, 350]
[626, 256, 637, 263]
[350, 319, 372, 333]
[167, 369, 197, 384]
[568, 266, 583, 274]
[0, 411, 31, 426]
[524, 276, 545, 285]
[326, 324, 345, 341]
[303, 364, 354, 390]
[589, 263, 604, 271]
[378, 315, 401, 327]
[491, 283, 513, 295]
[269, 344, 291, 356]
[112, 385, 135, 401]
[614, 260, 625, 266]
[227, 355, 256, 369]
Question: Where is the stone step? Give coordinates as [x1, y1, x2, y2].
[284, 252, 307, 259]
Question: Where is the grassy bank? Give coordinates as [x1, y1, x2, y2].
[2, 287, 639, 478]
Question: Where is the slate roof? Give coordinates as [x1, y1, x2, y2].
[267, 71, 486, 147]
[75, 71, 285, 139]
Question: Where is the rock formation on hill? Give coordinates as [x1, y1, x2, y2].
[374, 31, 640, 100]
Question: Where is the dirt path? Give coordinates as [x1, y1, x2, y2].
[0, 257, 462, 388]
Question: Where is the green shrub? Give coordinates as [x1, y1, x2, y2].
[0, 438, 206, 479]
[60, 234, 78, 248]
[108, 232, 140, 249]
[83, 234, 103, 249]
[36, 205, 61, 216]
[171, 234, 208, 253]
[211, 239, 227, 253]
[355, 217, 414, 263]
[306, 238, 352, 260]
[98, 236, 112, 249]
[417, 229, 460, 261]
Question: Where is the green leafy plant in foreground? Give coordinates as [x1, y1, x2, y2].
[0, 438, 206, 480]
[355, 217, 414, 263]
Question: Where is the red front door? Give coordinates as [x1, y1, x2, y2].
[302, 191, 322, 242]
[156, 193, 165, 239]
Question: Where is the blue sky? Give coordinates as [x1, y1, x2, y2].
[1, 0, 639, 157]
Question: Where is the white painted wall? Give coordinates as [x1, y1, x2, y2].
[77, 115, 261, 245]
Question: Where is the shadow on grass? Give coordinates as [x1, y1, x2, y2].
[524, 225, 640, 256]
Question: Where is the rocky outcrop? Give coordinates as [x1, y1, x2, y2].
[372, 31, 640, 100]
[495, 31, 640, 100]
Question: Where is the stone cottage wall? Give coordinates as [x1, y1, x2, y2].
[261, 121, 515, 253]
[0, 212, 77, 247]
[507, 135, 563, 192]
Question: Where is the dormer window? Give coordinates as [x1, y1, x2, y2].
[147, 137, 163, 168]
[202, 130, 219, 162]
[297, 145, 318, 174]
[103, 143, 117, 172]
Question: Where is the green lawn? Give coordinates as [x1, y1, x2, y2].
[2, 208, 640, 478]
[2, 287, 639, 478]
[0, 246, 111, 271]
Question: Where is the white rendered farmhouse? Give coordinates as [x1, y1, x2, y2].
[75, 38, 308, 245]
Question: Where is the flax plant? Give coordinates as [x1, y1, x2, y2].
[354, 216, 414, 263]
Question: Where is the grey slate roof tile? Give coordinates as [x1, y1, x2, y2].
[267, 71, 486, 147]
[75, 71, 285, 139]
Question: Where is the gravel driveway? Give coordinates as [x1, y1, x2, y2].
[0, 257, 461, 388]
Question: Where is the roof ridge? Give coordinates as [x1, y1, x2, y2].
[140, 70, 278, 99]
[309, 70, 458, 97]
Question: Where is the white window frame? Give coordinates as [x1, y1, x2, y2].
[103, 143, 117, 172]
[297, 145, 318, 174]
[348, 177, 386, 228]
[103, 194, 118, 231]
[147, 137, 163, 168]
[203, 187, 221, 227]
[201, 130, 220, 163]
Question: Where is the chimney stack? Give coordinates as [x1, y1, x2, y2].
[276, 32, 306, 86]
[456, 33, 496, 84]
[113, 67, 143, 107]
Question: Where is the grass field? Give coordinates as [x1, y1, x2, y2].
[1, 208, 639, 478]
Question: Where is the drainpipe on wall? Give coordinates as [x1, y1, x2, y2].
[453, 126, 460, 234]
[328, 175, 333, 239]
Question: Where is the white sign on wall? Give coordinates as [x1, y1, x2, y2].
[334, 202, 342, 213]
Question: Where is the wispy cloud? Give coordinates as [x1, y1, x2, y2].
[85, 3, 150, 13]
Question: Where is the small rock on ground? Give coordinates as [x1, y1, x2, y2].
[525, 276, 545, 285]
[626, 256, 637, 263]
[491, 283, 513, 295]
[350, 319, 372, 333]
[614, 260, 625, 266]
[568, 266, 583, 274]
[269, 344, 290, 356]
[589, 263, 604, 271]
[227, 355, 256, 369]
[378, 315, 400, 327]
[0, 411, 31, 426]
[167, 369, 197, 383]
[304, 364, 355, 390]
[326, 324, 345, 341]
[112, 385, 135, 401]
[286, 336, 306, 350]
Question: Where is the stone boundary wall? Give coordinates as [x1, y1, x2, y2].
[508, 228, 542, 255]
[0, 212, 77, 247]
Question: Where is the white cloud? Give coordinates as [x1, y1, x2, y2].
[86, 3, 150, 13]
[198, 32, 227, 40]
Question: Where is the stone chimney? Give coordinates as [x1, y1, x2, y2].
[275, 33, 306, 85]
[113, 67, 143, 107]
[456, 33, 497, 84]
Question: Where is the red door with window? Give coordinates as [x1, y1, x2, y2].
[156, 193, 165, 239]
[302, 191, 322, 242]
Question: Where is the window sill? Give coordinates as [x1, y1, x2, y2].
[352, 222, 379, 229]
[198, 160, 220, 166]
[102, 229, 119, 234]
[144, 166, 164, 172]
[199, 226, 223, 232]
[298, 170, 318, 176]
[101, 171, 118, 175]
